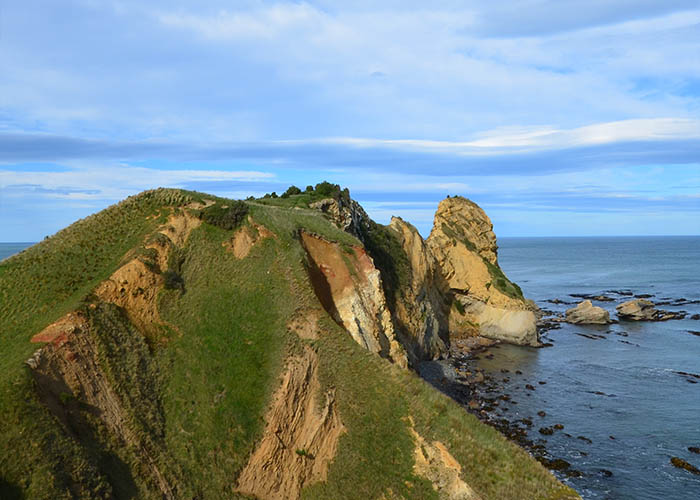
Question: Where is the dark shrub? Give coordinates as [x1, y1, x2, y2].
[314, 181, 341, 197]
[281, 185, 302, 198]
[305, 185, 313, 192]
[163, 270, 184, 291]
[200, 201, 249, 230]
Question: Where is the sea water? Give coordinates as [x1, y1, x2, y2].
[477, 237, 700, 499]
[0, 242, 34, 261]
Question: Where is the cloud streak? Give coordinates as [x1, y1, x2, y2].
[2, 119, 699, 178]
[1, 1, 699, 239]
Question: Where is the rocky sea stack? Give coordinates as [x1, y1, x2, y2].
[0, 187, 575, 500]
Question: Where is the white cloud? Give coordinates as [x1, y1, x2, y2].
[295, 118, 700, 154]
[0, 164, 276, 201]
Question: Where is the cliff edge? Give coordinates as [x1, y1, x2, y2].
[0, 187, 572, 500]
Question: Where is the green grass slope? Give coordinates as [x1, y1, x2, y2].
[0, 189, 578, 499]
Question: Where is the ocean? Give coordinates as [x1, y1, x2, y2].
[422, 236, 700, 499]
[3, 238, 699, 498]
[0, 242, 35, 261]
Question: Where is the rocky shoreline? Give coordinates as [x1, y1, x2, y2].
[421, 341, 592, 481]
[420, 287, 700, 487]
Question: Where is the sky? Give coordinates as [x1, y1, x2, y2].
[1, 0, 699, 240]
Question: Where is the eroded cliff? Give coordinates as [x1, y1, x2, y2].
[312, 194, 539, 350]
[2, 188, 578, 500]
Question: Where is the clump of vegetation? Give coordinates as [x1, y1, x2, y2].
[483, 258, 523, 300]
[163, 270, 185, 291]
[136, 247, 161, 273]
[255, 181, 351, 208]
[281, 185, 302, 198]
[440, 222, 477, 252]
[360, 221, 412, 312]
[199, 201, 249, 230]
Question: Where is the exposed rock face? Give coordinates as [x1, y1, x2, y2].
[408, 417, 481, 500]
[27, 304, 175, 499]
[566, 300, 611, 324]
[429, 196, 499, 265]
[223, 216, 274, 259]
[617, 299, 656, 320]
[300, 231, 408, 367]
[237, 347, 345, 500]
[310, 195, 538, 351]
[95, 211, 198, 338]
[616, 299, 685, 321]
[309, 197, 371, 239]
[388, 217, 449, 362]
[427, 197, 538, 346]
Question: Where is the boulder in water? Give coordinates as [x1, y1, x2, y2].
[616, 299, 685, 321]
[565, 300, 611, 324]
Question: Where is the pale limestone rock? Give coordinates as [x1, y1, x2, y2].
[617, 299, 657, 320]
[565, 300, 611, 324]
[616, 299, 683, 321]
[467, 301, 538, 345]
[427, 197, 538, 346]
[309, 197, 371, 239]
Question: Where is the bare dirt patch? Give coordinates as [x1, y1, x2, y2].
[408, 417, 481, 500]
[95, 258, 162, 335]
[159, 212, 201, 247]
[30, 312, 87, 347]
[237, 347, 345, 500]
[223, 217, 275, 259]
[287, 308, 322, 340]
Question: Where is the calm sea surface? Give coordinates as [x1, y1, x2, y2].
[0, 242, 34, 261]
[470, 237, 700, 499]
[3, 239, 699, 498]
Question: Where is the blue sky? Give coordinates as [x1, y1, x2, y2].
[1, 0, 699, 240]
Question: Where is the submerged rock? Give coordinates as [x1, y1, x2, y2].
[565, 300, 611, 325]
[670, 457, 700, 475]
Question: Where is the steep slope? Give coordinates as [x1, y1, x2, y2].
[304, 194, 538, 349]
[0, 188, 576, 499]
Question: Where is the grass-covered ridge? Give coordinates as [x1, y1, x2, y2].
[0, 188, 576, 499]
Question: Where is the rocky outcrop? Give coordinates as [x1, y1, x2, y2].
[309, 197, 371, 239]
[300, 231, 408, 367]
[388, 217, 449, 362]
[237, 347, 345, 499]
[427, 197, 538, 346]
[616, 299, 685, 321]
[565, 300, 611, 324]
[27, 304, 175, 499]
[310, 195, 538, 351]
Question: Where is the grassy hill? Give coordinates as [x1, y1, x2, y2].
[0, 188, 578, 499]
